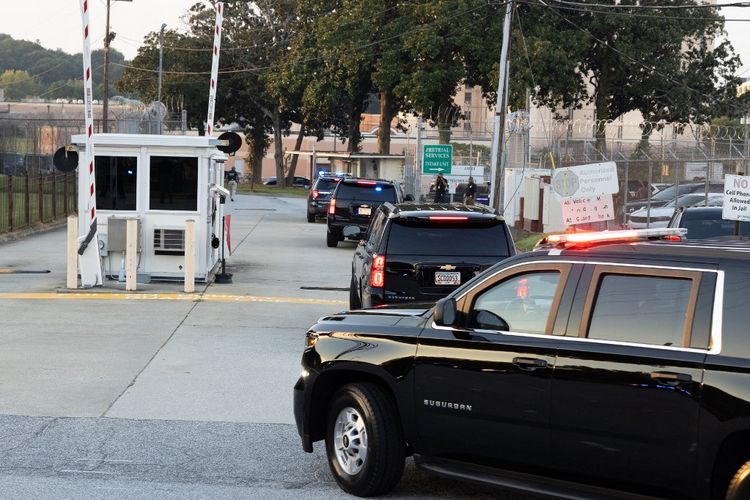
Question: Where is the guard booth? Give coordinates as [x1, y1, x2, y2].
[71, 134, 229, 282]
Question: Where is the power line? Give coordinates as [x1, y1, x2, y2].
[536, 0, 750, 116]
[548, 0, 750, 9]
[519, 0, 750, 20]
[113, 1, 503, 76]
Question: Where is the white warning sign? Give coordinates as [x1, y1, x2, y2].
[561, 194, 615, 226]
[552, 162, 619, 199]
[723, 175, 750, 221]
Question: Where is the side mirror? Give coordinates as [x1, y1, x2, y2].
[473, 310, 509, 331]
[404, 194, 415, 202]
[434, 297, 457, 327]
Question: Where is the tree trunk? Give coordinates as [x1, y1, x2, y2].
[286, 126, 305, 184]
[272, 106, 286, 188]
[378, 89, 395, 155]
[347, 97, 365, 153]
[245, 127, 266, 186]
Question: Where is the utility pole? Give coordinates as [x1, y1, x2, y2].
[102, 0, 132, 133]
[489, 0, 515, 213]
[158, 23, 166, 134]
[103, 0, 112, 132]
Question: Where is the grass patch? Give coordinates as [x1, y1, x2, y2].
[236, 183, 309, 198]
[515, 233, 545, 252]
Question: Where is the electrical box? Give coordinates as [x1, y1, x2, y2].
[107, 217, 141, 252]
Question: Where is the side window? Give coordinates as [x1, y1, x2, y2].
[472, 271, 561, 334]
[366, 211, 386, 247]
[586, 274, 693, 347]
[95, 156, 138, 210]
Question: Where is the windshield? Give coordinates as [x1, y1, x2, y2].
[386, 220, 509, 257]
[652, 184, 699, 202]
[683, 218, 750, 239]
[664, 193, 712, 208]
[315, 179, 339, 191]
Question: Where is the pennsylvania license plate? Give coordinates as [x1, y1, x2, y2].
[358, 206, 372, 216]
[435, 271, 461, 286]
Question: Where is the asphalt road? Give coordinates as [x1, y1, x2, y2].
[0, 193, 533, 499]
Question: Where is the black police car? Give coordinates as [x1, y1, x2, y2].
[294, 229, 750, 499]
[326, 178, 410, 248]
[669, 206, 750, 239]
[349, 203, 515, 309]
[307, 174, 347, 223]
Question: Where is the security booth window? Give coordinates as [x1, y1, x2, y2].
[149, 156, 199, 211]
[95, 156, 138, 210]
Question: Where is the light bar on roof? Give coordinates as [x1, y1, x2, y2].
[541, 228, 687, 249]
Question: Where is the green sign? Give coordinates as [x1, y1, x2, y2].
[422, 144, 452, 174]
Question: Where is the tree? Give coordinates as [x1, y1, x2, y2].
[0, 70, 41, 100]
[498, 1, 748, 153]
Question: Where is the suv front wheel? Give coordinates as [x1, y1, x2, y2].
[325, 383, 405, 497]
[727, 459, 750, 500]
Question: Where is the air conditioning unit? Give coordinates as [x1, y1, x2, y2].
[153, 228, 185, 255]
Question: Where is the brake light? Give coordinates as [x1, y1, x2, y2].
[357, 180, 377, 186]
[371, 254, 385, 288]
[328, 198, 336, 215]
[429, 216, 469, 221]
[312, 189, 319, 200]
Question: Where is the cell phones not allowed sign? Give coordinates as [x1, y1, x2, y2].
[723, 175, 750, 221]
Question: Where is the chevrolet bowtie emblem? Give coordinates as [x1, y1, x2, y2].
[439, 265, 457, 271]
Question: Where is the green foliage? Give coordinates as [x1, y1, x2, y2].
[0, 69, 40, 100]
[0, 34, 125, 99]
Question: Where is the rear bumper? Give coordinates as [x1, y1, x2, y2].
[308, 200, 330, 216]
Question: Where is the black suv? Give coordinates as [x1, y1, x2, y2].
[307, 175, 346, 223]
[350, 203, 515, 309]
[326, 178, 407, 247]
[294, 229, 750, 499]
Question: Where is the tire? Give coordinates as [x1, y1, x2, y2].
[325, 383, 405, 497]
[349, 278, 362, 310]
[307, 212, 315, 223]
[726, 459, 750, 500]
[326, 230, 339, 248]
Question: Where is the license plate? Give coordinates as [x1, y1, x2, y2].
[435, 271, 461, 286]
[358, 206, 372, 216]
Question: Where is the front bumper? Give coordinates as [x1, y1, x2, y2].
[293, 374, 313, 452]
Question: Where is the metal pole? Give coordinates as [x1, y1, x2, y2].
[416, 116, 423, 198]
[489, 0, 515, 213]
[158, 23, 166, 134]
[103, 0, 111, 132]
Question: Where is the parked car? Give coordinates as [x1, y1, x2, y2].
[263, 176, 311, 188]
[626, 182, 723, 213]
[307, 174, 346, 223]
[294, 228, 750, 499]
[669, 206, 750, 239]
[349, 203, 515, 309]
[326, 178, 412, 248]
[627, 192, 722, 229]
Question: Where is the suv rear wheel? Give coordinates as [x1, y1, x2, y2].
[325, 383, 405, 497]
[727, 459, 750, 499]
[326, 230, 339, 248]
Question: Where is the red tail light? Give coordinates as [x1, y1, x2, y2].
[429, 216, 469, 221]
[371, 254, 385, 288]
[312, 189, 319, 200]
[328, 198, 336, 215]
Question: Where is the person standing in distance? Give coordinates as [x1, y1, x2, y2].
[434, 173, 448, 203]
[226, 166, 240, 201]
[464, 176, 477, 205]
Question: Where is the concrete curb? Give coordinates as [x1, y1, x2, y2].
[0, 220, 67, 245]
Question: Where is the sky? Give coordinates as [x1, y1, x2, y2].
[0, 1, 749, 76]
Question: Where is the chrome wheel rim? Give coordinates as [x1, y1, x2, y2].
[333, 406, 368, 476]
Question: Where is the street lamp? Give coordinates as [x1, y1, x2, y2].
[103, 0, 133, 133]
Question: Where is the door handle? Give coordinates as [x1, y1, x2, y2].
[512, 357, 548, 370]
[650, 371, 692, 384]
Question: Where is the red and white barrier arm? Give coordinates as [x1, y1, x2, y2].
[205, 2, 224, 136]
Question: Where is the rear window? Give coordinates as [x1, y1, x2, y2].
[386, 220, 509, 257]
[336, 183, 397, 202]
[682, 217, 750, 239]
[315, 179, 339, 191]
